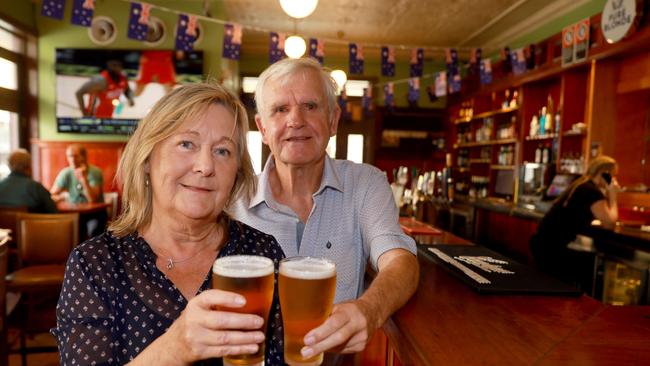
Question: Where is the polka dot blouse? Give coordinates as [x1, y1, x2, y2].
[51, 219, 286, 365]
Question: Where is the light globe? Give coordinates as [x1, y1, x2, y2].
[279, 0, 318, 19]
[284, 35, 307, 58]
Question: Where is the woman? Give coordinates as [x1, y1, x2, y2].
[52, 83, 285, 365]
[530, 156, 619, 286]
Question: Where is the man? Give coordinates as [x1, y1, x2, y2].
[0, 149, 57, 213]
[230, 58, 419, 361]
[76, 59, 134, 118]
[50, 144, 104, 204]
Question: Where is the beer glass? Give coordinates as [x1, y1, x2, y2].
[279, 257, 336, 366]
[212, 255, 275, 366]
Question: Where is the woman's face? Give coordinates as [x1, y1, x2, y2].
[147, 103, 239, 222]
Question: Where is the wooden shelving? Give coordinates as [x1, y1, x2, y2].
[455, 138, 518, 148]
[453, 106, 520, 124]
[469, 159, 491, 164]
[525, 133, 559, 141]
[562, 130, 587, 137]
[491, 165, 516, 170]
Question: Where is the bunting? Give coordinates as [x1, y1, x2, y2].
[407, 77, 420, 106]
[127, 2, 150, 41]
[362, 87, 373, 112]
[222, 23, 242, 60]
[71, 0, 94, 27]
[175, 14, 199, 51]
[269, 32, 286, 64]
[384, 83, 394, 108]
[446, 48, 461, 94]
[309, 38, 325, 65]
[511, 48, 526, 75]
[349, 43, 364, 75]
[410, 48, 423, 77]
[435, 72, 447, 97]
[480, 59, 493, 85]
[381, 46, 396, 77]
[41, 0, 65, 20]
[469, 48, 481, 76]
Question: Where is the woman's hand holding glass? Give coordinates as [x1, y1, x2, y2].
[161, 289, 265, 364]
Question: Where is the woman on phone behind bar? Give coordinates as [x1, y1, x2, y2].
[530, 155, 619, 288]
[51, 83, 285, 365]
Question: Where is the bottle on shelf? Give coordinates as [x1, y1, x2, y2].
[554, 111, 561, 134]
[510, 90, 519, 108]
[502, 90, 511, 109]
[538, 106, 546, 135]
[541, 144, 549, 164]
[535, 144, 542, 163]
[530, 115, 539, 137]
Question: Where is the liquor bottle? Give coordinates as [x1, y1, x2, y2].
[541, 144, 549, 164]
[554, 111, 561, 135]
[535, 144, 542, 163]
[539, 107, 547, 135]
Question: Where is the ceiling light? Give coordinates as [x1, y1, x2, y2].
[284, 35, 306, 58]
[279, 0, 318, 19]
[330, 69, 347, 92]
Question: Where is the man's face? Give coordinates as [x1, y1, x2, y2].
[66, 146, 86, 168]
[255, 69, 339, 168]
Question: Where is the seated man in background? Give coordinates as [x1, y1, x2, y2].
[50, 144, 104, 204]
[0, 149, 57, 213]
[51, 144, 106, 238]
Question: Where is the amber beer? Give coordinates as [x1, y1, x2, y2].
[279, 257, 336, 366]
[212, 255, 275, 366]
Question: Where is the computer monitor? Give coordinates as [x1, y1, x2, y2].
[494, 169, 515, 197]
[546, 173, 579, 198]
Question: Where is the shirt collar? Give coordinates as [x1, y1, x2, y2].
[248, 155, 344, 209]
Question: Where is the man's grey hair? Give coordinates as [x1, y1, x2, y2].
[254, 57, 339, 121]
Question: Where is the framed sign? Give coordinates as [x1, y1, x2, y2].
[601, 0, 644, 44]
[574, 18, 590, 62]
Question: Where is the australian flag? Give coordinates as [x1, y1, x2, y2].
[309, 38, 325, 65]
[435, 72, 447, 97]
[446, 48, 461, 94]
[469, 48, 481, 76]
[384, 83, 394, 108]
[434, 72, 447, 97]
[501, 47, 512, 74]
[222, 23, 242, 60]
[128, 2, 150, 41]
[349, 43, 364, 75]
[410, 48, 423, 77]
[381, 46, 395, 77]
[71, 0, 94, 27]
[175, 14, 199, 51]
[362, 87, 372, 112]
[511, 48, 527, 75]
[480, 59, 493, 85]
[41, 0, 65, 20]
[269, 32, 286, 64]
[408, 78, 420, 106]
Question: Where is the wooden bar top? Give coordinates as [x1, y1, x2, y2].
[382, 223, 650, 365]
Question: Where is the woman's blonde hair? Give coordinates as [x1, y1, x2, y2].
[560, 155, 617, 206]
[109, 82, 255, 237]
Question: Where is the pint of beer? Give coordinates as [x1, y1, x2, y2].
[212, 255, 275, 366]
[279, 257, 336, 366]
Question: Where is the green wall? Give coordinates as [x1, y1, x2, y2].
[0, 1, 36, 30]
[34, 0, 225, 142]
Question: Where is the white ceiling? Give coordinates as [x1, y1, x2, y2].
[222, 0, 592, 58]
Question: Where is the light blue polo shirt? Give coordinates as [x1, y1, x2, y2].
[229, 156, 416, 303]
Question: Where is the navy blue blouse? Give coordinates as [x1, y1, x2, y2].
[52, 219, 286, 365]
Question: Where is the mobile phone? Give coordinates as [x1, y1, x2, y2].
[602, 172, 612, 185]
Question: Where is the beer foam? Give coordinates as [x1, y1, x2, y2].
[213, 255, 274, 278]
[279, 257, 336, 280]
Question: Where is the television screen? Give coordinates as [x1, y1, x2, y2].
[55, 49, 203, 135]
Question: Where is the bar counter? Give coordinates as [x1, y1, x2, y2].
[379, 229, 650, 365]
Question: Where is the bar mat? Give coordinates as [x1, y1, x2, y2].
[419, 244, 582, 296]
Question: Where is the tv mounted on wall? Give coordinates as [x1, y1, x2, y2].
[55, 48, 203, 135]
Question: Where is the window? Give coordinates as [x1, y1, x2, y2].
[326, 135, 336, 158]
[247, 130, 263, 175]
[0, 110, 18, 178]
[242, 77, 258, 94]
[346, 134, 364, 163]
[0, 56, 18, 90]
[345, 80, 370, 97]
